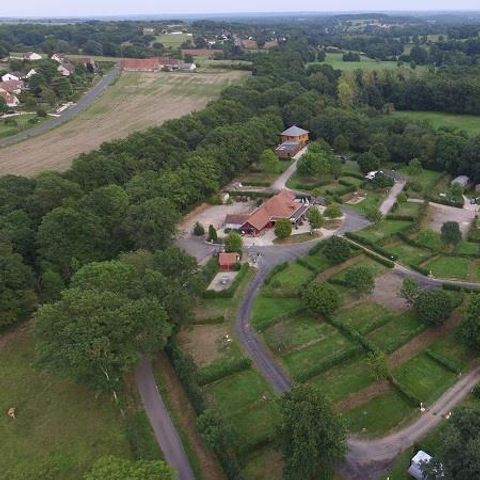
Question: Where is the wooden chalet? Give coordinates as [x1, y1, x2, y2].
[276, 125, 309, 158]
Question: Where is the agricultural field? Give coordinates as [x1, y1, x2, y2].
[392, 110, 480, 135]
[319, 53, 400, 72]
[0, 70, 248, 176]
[357, 219, 413, 243]
[155, 33, 192, 48]
[0, 327, 132, 480]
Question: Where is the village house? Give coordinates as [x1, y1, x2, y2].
[0, 79, 24, 95]
[57, 63, 75, 76]
[218, 252, 241, 271]
[1, 73, 20, 82]
[275, 125, 310, 158]
[142, 27, 156, 35]
[119, 57, 180, 72]
[51, 53, 65, 63]
[451, 175, 470, 189]
[225, 190, 310, 236]
[179, 62, 197, 71]
[25, 68, 37, 79]
[0, 89, 20, 108]
[23, 52, 42, 61]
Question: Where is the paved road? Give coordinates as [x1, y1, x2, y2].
[341, 365, 480, 480]
[135, 359, 195, 480]
[379, 178, 407, 216]
[271, 146, 308, 192]
[0, 67, 120, 148]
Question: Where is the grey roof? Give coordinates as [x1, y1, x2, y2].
[281, 125, 309, 136]
[452, 175, 470, 186]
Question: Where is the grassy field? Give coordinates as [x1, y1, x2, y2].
[394, 354, 458, 404]
[392, 110, 480, 135]
[385, 241, 432, 265]
[0, 328, 131, 479]
[203, 368, 281, 450]
[358, 219, 412, 243]
[268, 262, 313, 290]
[0, 70, 248, 176]
[310, 355, 375, 402]
[320, 53, 400, 72]
[428, 331, 475, 371]
[251, 296, 303, 331]
[335, 302, 393, 334]
[345, 390, 413, 436]
[423, 256, 470, 280]
[0, 114, 47, 139]
[155, 33, 192, 48]
[368, 311, 424, 353]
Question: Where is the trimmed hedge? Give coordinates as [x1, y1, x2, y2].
[409, 263, 431, 276]
[344, 231, 399, 261]
[197, 357, 252, 386]
[241, 178, 271, 187]
[290, 178, 331, 190]
[202, 264, 250, 298]
[326, 316, 380, 355]
[386, 214, 415, 221]
[195, 315, 225, 325]
[342, 172, 365, 181]
[425, 349, 462, 375]
[253, 306, 306, 332]
[429, 197, 464, 208]
[295, 345, 363, 382]
[388, 376, 422, 407]
[227, 190, 273, 199]
[125, 411, 163, 460]
[202, 256, 220, 285]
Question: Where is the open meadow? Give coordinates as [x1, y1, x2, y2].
[392, 110, 480, 135]
[0, 70, 248, 176]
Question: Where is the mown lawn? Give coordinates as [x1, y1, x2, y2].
[0, 114, 46, 139]
[282, 328, 356, 381]
[348, 191, 383, 216]
[368, 311, 424, 353]
[394, 353, 458, 404]
[358, 219, 412, 243]
[424, 256, 470, 279]
[328, 257, 386, 283]
[427, 331, 474, 372]
[310, 356, 375, 402]
[344, 390, 413, 436]
[455, 240, 480, 256]
[394, 201, 423, 217]
[320, 53, 401, 72]
[386, 241, 431, 265]
[0, 329, 131, 480]
[263, 315, 333, 354]
[335, 302, 393, 334]
[242, 444, 283, 480]
[269, 262, 313, 290]
[203, 369, 280, 450]
[301, 252, 331, 272]
[393, 110, 480, 136]
[251, 295, 303, 331]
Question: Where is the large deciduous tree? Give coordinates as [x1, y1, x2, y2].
[345, 266, 375, 296]
[303, 281, 341, 316]
[414, 288, 453, 327]
[34, 287, 172, 396]
[323, 236, 351, 264]
[275, 218, 293, 239]
[225, 231, 243, 253]
[277, 384, 346, 480]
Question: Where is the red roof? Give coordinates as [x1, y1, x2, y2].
[0, 80, 23, 92]
[219, 252, 239, 267]
[242, 190, 301, 232]
[119, 57, 179, 70]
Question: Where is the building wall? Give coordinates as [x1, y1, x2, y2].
[281, 133, 309, 143]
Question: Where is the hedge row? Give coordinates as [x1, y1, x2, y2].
[295, 345, 363, 382]
[202, 264, 250, 298]
[226, 190, 273, 199]
[241, 178, 272, 187]
[442, 283, 480, 293]
[327, 277, 348, 287]
[342, 172, 365, 181]
[291, 178, 331, 190]
[202, 256, 220, 286]
[425, 349, 462, 375]
[408, 263, 431, 276]
[403, 200, 429, 235]
[363, 249, 395, 268]
[253, 306, 306, 332]
[326, 316, 380, 355]
[197, 357, 252, 386]
[386, 214, 415, 221]
[195, 315, 225, 325]
[344, 231, 399, 261]
[429, 196, 464, 208]
[389, 376, 422, 407]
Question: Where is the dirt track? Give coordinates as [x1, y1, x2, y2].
[0, 71, 247, 177]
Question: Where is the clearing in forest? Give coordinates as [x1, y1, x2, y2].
[0, 70, 247, 176]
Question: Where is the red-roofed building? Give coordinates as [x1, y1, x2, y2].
[234, 190, 310, 236]
[218, 252, 240, 270]
[119, 57, 179, 72]
[0, 80, 24, 94]
[0, 89, 20, 108]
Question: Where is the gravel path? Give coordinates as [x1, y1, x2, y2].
[379, 178, 407, 216]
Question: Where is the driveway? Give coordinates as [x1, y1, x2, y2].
[0, 67, 120, 148]
[271, 145, 308, 192]
[135, 359, 195, 480]
[379, 178, 407, 216]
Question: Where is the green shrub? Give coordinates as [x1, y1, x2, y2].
[197, 358, 252, 386]
[125, 411, 163, 460]
[193, 221, 205, 236]
[388, 376, 422, 407]
[324, 204, 342, 219]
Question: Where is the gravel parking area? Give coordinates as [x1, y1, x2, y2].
[428, 202, 476, 237]
[208, 271, 239, 291]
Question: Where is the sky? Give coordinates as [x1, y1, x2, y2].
[1, 0, 480, 18]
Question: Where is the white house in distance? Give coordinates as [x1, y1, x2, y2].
[25, 68, 37, 79]
[51, 53, 65, 63]
[1, 73, 20, 82]
[23, 52, 42, 61]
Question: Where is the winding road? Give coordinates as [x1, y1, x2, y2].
[0, 67, 120, 148]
